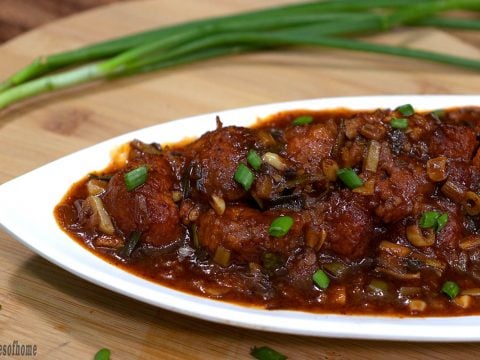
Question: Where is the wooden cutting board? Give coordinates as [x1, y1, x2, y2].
[1, 1, 480, 359]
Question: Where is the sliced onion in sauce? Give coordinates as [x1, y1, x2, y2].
[209, 194, 226, 215]
[378, 241, 411, 257]
[367, 279, 390, 296]
[461, 288, 480, 296]
[262, 152, 288, 171]
[459, 235, 480, 250]
[399, 286, 422, 296]
[463, 191, 480, 216]
[305, 227, 327, 251]
[171, 190, 183, 202]
[352, 179, 375, 195]
[363, 140, 381, 172]
[213, 246, 231, 267]
[454, 295, 473, 308]
[441, 180, 465, 203]
[376, 266, 421, 280]
[409, 252, 446, 271]
[406, 225, 435, 247]
[359, 123, 386, 141]
[426, 156, 447, 182]
[329, 285, 347, 305]
[86, 195, 115, 235]
[408, 299, 427, 312]
[321, 159, 339, 182]
[86, 179, 108, 196]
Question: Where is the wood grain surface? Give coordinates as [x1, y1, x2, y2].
[1, 1, 480, 359]
[0, 0, 117, 42]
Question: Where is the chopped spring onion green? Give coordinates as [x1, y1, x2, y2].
[419, 211, 441, 229]
[262, 252, 283, 274]
[431, 109, 445, 121]
[234, 163, 254, 191]
[94, 348, 111, 360]
[312, 269, 330, 289]
[124, 165, 148, 191]
[442, 281, 460, 299]
[89, 173, 113, 182]
[247, 149, 262, 170]
[390, 118, 409, 129]
[368, 279, 389, 296]
[213, 246, 231, 267]
[419, 210, 448, 232]
[292, 115, 313, 126]
[395, 103, 415, 116]
[323, 262, 348, 278]
[191, 223, 200, 248]
[436, 213, 449, 232]
[337, 168, 364, 189]
[250, 346, 287, 360]
[269, 216, 294, 237]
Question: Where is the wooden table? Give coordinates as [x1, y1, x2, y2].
[0, 0, 116, 43]
[1, 1, 480, 359]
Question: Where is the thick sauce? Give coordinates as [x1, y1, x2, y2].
[55, 106, 480, 316]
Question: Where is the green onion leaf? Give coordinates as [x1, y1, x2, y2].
[368, 279, 389, 295]
[94, 348, 111, 360]
[292, 115, 313, 126]
[247, 149, 262, 171]
[191, 224, 200, 248]
[124, 165, 148, 191]
[262, 252, 283, 274]
[337, 168, 363, 189]
[323, 262, 348, 278]
[431, 109, 445, 121]
[234, 163, 254, 191]
[4, 0, 480, 111]
[313, 269, 330, 289]
[269, 216, 293, 237]
[436, 213, 449, 232]
[395, 104, 414, 116]
[250, 346, 287, 360]
[419, 211, 441, 229]
[390, 118, 409, 129]
[441, 281, 460, 299]
[418, 210, 448, 232]
[120, 231, 141, 258]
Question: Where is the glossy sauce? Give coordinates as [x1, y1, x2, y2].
[55, 106, 480, 316]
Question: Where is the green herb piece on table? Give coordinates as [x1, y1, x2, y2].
[250, 346, 287, 360]
[94, 348, 111, 360]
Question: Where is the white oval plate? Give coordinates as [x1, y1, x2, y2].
[1, 95, 480, 341]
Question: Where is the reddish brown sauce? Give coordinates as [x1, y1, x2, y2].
[55, 106, 480, 316]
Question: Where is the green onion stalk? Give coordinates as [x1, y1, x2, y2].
[0, 0, 479, 110]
